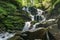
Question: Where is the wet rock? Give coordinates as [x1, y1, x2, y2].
[57, 18, 60, 29]
[29, 7, 37, 15]
[2, 36, 5, 38]
[23, 29, 46, 40]
[54, 32, 60, 40]
[43, 31, 56, 40]
[8, 36, 23, 40]
[8, 31, 24, 40]
[8, 29, 46, 40]
[36, 23, 48, 28]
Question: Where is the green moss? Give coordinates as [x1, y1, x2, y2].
[0, 1, 29, 31]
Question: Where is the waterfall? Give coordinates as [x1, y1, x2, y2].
[37, 9, 44, 16]
[22, 7, 34, 21]
[22, 7, 35, 32]
[37, 9, 46, 22]
[31, 9, 46, 30]
[22, 21, 31, 32]
[22, 7, 46, 32]
[22, 6, 56, 40]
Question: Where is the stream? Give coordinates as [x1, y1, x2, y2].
[0, 6, 56, 40]
[22, 6, 46, 32]
[0, 32, 15, 40]
[22, 6, 56, 40]
[0, 0, 57, 40]
[0, 6, 46, 40]
[0, 6, 55, 40]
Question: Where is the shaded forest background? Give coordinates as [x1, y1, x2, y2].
[0, 0, 60, 31]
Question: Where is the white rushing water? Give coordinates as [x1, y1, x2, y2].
[22, 7, 34, 21]
[22, 7, 34, 32]
[22, 21, 31, 32]
[0, 32, 15, 40]
[22, 7, 46, 32]
[31, 9, 46, 30]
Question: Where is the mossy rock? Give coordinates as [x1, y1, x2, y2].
[8, 31, 24, 40]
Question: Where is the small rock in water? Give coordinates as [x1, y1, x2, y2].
[2, 36, 5, 38]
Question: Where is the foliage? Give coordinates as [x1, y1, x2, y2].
[17, 0, 60, 11]
[0, 1, 30, 30]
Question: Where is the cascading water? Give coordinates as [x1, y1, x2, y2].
[22, 7, 34, 21]
[22, 21, 31, 32]
[22, 7, 46, 32]
[22, 6, 56, 40]
[22, 1, 52, 40]
[31, 9, 46, 30]
[22, 7, 34, 32]
[0, 32, 15, 40]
